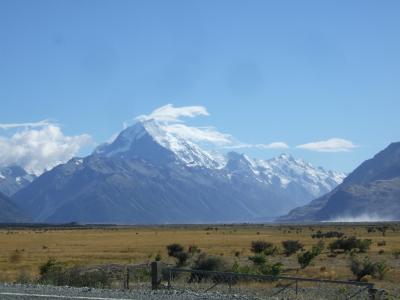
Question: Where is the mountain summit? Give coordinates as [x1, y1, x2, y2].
[95, 120, 223, 168]
[12, 120, 345, 224]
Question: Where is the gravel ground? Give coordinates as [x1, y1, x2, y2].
[0, 283, 257, 300]
[0, 283, 385, 300]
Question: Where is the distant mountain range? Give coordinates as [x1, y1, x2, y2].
[0, 166, 36, 197]
[9, 120, 345, 224]
[278, 142, 400, 222]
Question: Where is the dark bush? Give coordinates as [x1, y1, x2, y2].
[251, 241, 274, 254]
[312, 231, 345, 239]
[166, 243, 184, 257]
[282, 240, 303, 256]
[189, 254, 229, 283]
[175, 251, 189, 267]
[193, 254, 228, 272]
[329, 237, 371, 253]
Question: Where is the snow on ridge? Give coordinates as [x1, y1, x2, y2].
[93, 119, 345, 196]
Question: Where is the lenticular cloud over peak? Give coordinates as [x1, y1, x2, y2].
[136, 104, 209, 123]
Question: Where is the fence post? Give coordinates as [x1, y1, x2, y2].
[126, 266, 130, 290]
[151, 261, 162, 290]
[167, 269, 171, 289]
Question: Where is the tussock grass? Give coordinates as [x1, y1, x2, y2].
[0, 223, 399, 294]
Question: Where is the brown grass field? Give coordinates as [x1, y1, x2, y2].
[0, 223, 399, 295]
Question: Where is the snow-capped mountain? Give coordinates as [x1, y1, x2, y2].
[95, 120, 225, 169]
[12, 120, 345, 224]
[95, 119, 345, 195]
[0, 166, 36, 196]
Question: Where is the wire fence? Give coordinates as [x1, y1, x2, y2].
[24, 261, 385, 299]
[160, 267, 376, 299]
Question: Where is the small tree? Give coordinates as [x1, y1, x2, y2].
[282, 240, 303, 256]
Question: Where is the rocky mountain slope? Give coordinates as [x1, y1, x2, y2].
[12, 120, 345, 224]
[278, 142, 400, 222]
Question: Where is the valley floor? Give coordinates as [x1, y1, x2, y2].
[0, 223, 399, 298]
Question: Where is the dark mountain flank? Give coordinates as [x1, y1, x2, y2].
[0, 191, 27, 223]
[278, 142, 400, 222]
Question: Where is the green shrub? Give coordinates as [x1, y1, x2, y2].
[298, 251, 316, 269]
[259, 262, 283, 276]
[39, 258, 64, 284]
[193, 254, 228, 272]
[297, 242, 324, 269]
[282, 240, 303, 256]
[393, 250, 400, 259]
[39, 259, 111, 288]
[189, 254, 230, 283]
[350, 256, 389, 280]
[248, 254, 267, 266]
[329, 237, 371, 253]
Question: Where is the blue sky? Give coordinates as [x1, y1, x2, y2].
[0, 0, 399, 173]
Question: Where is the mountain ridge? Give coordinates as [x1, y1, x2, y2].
[12, 120, 345, 224]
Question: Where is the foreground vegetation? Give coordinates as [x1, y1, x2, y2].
[0, 223, 399, 295]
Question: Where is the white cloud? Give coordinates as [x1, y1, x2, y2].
[226, 142, 289, 150]
[0, 120, 53, 130]
[162, 123, 232, 145]
[134, 104, 291, 150]
[136, 104, 209, 122]
[0, 123, 92, 175]
[296, 138, 356, 152]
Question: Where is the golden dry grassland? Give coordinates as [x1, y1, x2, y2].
[0, 223, 399, 292]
